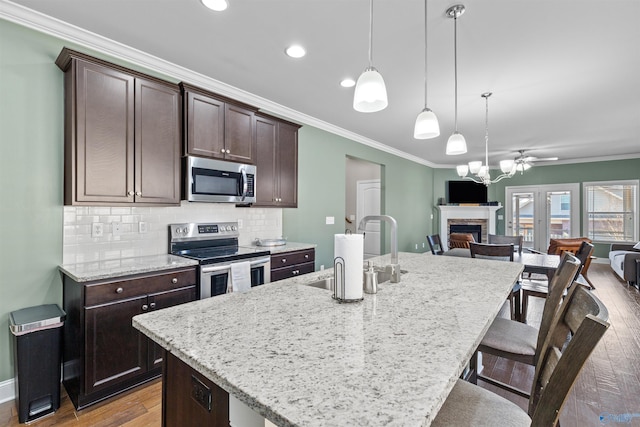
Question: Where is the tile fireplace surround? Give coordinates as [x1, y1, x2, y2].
[437, 205, 503, 251]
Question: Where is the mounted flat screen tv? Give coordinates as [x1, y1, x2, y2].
[447, 180, 488, 204]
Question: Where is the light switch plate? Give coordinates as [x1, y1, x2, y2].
[498, 215, 504, 220]
[326, 216, 335, 225]
[112, 222, 122, 236]
[138, 221, 148, 233]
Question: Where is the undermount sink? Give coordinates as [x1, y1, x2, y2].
[304, 269, 407, 291]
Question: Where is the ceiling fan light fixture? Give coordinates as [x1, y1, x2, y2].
[414, 108, 440, 139]
[201, 0, 228, 11]
[353, 67, 388, 112]
[446, 132, 467, 155]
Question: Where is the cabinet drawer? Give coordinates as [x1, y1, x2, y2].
[271, 249, 315, 269]
[271, 261, 315, 282]
[85, 268, 196, 307]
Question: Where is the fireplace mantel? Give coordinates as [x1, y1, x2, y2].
[437, 205, 503, 250]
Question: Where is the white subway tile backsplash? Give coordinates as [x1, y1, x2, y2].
[62, 202, 282, 263]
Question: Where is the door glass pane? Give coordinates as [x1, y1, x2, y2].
[511, 192, 534, 249]
[547, 191, 572, 241]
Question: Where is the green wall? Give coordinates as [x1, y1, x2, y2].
[283, 126, 434, 270]
[434, 158, 640, 258]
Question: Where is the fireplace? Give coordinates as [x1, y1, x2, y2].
[450, 224, 482, 243]
[437, 205, 502, 250]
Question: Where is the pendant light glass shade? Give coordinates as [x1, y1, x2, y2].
[500, 159, 515, 174]
[446, 132, 467, 155]
[353, 0, 387, 113]
[353, 67, 388, 112]
[413, 108, 440, 139]
[456, 165, 469, 177]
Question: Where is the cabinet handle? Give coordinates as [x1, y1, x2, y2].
[116, 287, 124, 294]
[304, 254, 309, 259]
[135, 191, 141, 196]
[221, 148, 226, 153]
[142, 304, 149, 311]
[172, 278, 178, 284]
[226, 149, 231, 154]
[150, 302, 156, 309]
[281, 258, 286, 263]
[128, 191, 134, 196]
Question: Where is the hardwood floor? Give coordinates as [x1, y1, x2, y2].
[1, 264, 638, 426]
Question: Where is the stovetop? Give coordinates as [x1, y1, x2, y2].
[169, 222, 270, 265]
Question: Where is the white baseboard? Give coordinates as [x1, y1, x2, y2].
[0, 377, 15, 404]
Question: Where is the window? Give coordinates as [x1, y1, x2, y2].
[583, 180, 639, 243]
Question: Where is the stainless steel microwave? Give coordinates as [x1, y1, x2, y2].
[185, 156, 256, 203]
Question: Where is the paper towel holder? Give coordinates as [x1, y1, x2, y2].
[332, 256, 363, 303]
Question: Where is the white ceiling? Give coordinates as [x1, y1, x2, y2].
[4, 0, 640, 167]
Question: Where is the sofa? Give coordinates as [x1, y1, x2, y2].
[608, 243, 640, 288]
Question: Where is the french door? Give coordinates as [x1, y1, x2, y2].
[505, 184, 580, 252]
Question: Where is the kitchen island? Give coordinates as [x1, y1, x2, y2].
[133, 252, 523, 426]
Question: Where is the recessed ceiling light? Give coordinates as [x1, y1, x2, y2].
[340, 79, 356, 88]
[285, 45, 306, 59]
[201, 0, 228, 11]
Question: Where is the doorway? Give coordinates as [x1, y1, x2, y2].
[345, 157, 383, 258]
[505, 184, 580, 252]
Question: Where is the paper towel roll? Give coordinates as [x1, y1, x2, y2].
[334, 234, 364, 300]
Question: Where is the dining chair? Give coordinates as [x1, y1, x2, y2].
[448, 232, 475, 249]
[472, 252, 581, 398]
[426, 234, 444, 255]
[520, 241, 594, 323]
[488, 234, 523, 255]
[432, 283, 609, 427]
[469, 242, 519, 321]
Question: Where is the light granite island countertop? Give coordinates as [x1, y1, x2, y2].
[133, 252, 523, 426]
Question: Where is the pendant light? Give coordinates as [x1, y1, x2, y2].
[353, 0, 388, 113]
[413, 0, 440, 139]
[445, 4, 467, 155]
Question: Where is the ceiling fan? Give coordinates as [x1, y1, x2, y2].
[513, 149, 559, 173]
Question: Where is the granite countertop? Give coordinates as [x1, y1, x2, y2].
[59, 254, 199, 282]
[243, 241, 317, 254]
[133, 252, 523, 426]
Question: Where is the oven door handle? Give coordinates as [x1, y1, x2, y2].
[249, 257, 271, 267]
[200, 264, 232, 274]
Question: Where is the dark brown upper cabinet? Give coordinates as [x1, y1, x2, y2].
[56, 48, 181, 206]
[254, 114, 301, 208]
[181, 83, 257, 164]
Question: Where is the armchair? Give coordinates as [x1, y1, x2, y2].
[608, 243, 640, 288]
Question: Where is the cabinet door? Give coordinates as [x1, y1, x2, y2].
[254, 115, 278, 206]
[75, 60, 135, 203]
[135, 78, 181, 204]
[277, 122, 299, 207]
[84, 296, 147, 394]
[147, 285, 197, 370]
[185, 91, 225, 159]
[225, 103, 256, 164]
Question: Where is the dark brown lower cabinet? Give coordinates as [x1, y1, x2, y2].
[62, 267, 196, 409]
[270, 248, 315, 282]
[163, 351, 229, 426]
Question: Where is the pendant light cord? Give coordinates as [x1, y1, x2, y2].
[453, 12, 459, 132]
[368, 0, 373, 68]
[485, 94, 489, 168]
[423, 0, 428, 109]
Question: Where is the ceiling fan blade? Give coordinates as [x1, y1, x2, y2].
[528, 157, 559, 162]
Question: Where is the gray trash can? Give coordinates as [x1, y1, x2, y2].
[9, 304, 66, 423]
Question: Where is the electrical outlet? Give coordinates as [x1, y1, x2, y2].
[326, 216, 335, 225]
[422, 242, 425, 248]
[92, 223, 104, 237]
[415, 244, 418, 250]
[191, 376, 211, 411]
[320, 265, 325, 270]
[138, 221, 148, 233]
[498, 214, 504, 220]
[430, 214, 434, 219]
[237, 219, 243, 229]
[112, 222, 122, 236]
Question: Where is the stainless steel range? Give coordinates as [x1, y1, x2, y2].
[169, 222, 271, 299]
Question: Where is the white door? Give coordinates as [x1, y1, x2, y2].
[506, 184, 580, 252]
[357, 179, 381, 258]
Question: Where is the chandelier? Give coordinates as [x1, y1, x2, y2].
[456, 92, 517, 185]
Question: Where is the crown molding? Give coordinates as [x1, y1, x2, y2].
[0, 0, 437, 168]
